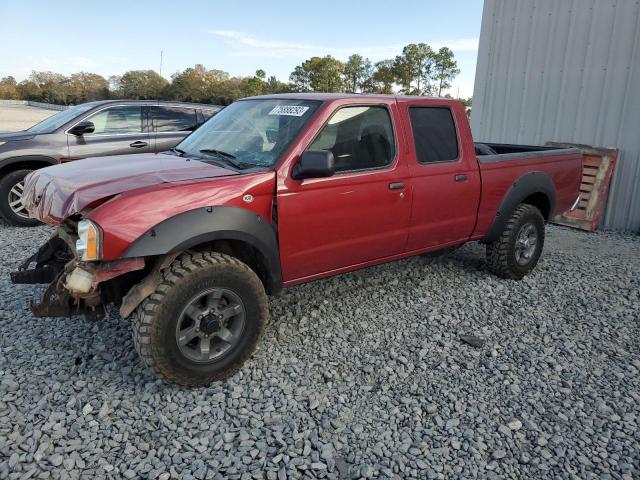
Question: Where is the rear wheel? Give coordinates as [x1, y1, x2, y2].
[486, 203, 545, 279]
[0, 169, 39, 227]
[131, 251, 268, 387]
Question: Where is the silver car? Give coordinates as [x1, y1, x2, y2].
[0, 100, 221, 226]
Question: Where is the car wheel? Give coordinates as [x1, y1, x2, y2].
[131, 251, 268, 387]
[0, 169, 40, 227]
[486, 203, 545, 280]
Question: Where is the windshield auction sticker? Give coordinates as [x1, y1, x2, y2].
[268, 105, 310, 117]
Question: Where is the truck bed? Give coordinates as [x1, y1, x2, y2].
[472, 143, 583, 238]
[475, 142, 582, 163]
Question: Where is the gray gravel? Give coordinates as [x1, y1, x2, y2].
[0, 221, 638, 479]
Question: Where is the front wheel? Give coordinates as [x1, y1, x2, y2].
[0, 169, 40, 227]
[486, 204, 545, 280]
[131, 251, 269, 387]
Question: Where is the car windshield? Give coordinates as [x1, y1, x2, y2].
[27, 103, 96, 133]
[176, 99, 321, 168]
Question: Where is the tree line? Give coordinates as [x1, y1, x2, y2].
[0, 42, 469, 106]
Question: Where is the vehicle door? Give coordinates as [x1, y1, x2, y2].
[276, 101, 412, 282]
[149, 105, 199, 153]
[399, 101, 481, 250]
[67, 104, 150, 158]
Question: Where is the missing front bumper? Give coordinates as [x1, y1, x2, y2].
[11, 229, 145, 319]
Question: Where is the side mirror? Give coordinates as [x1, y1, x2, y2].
[292, 150, 335, 180]
[68, 121, 95, 136]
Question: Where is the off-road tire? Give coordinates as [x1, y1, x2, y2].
[486, 203, 545, 280]
[131, 251, 269, 387]
[0, 169, 39, 227]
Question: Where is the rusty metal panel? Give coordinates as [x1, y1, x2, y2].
[472, 0, 640, 232]
[547, 143, 618, 231]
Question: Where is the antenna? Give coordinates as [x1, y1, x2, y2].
[159, 50, 163, 76]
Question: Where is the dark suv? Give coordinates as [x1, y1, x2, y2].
[0, 100, 221, 226]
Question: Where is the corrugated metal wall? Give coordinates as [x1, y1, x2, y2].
[471, 0, 640, 232]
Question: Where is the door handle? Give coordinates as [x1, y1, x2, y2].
[454, 174, 468, 182]
[130, 141, 148, 148]
[388, 182, 405, 190]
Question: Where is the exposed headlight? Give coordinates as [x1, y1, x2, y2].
[76, 220, 101, 261]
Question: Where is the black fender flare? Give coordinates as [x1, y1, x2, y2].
[0, 155, 58, 172]
[483, 171, 557, 243]
[123, 206, 282, 293]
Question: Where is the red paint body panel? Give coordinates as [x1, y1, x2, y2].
[472, 155, 583, 237]
[22, 94, 583, 287]
[89, 172, 275, 260]
[275, 97, 412, 280]
[395, 97, 482, 251]
[22, 153, 239, 224]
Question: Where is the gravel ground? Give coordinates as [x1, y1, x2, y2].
[0, 105, 54, 132]
[0, 222, 638, 480]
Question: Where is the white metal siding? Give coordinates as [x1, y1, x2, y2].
[472, 0, 640, 232]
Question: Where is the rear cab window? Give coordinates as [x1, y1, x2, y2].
[408, 107, 459, 164]
[152, 106, 199, 132]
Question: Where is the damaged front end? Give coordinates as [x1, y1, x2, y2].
[11, 224, 145, 320]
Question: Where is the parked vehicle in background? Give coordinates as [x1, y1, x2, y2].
[0, 100, 221, 226]
[12, 93, 582, 386]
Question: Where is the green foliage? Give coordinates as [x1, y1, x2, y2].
[433, 47, 460, 96]
[369, 60, 395, 94]
[343, 54, 373, 93]
[67, 72, 109, 103]
[165, 64, 228, 102]
[0, 42, 464, 105]
[112, 70, 168, 99]
[0, 76, 19, 100]
[290, 56, 344, 93]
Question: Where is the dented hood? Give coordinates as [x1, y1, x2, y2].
[23, 153, 239, 224]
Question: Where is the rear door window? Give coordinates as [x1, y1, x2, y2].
[152, 106, 199, 132]
[409, 107, 459, 163]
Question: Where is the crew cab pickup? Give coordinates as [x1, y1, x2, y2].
[11, 94, 583, 386]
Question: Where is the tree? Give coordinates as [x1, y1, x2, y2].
[290, 56, 344, 92]
[242, 70, 268, 97]
[16, 80, 41, 101]
[212, 78, 245, 105]
[393, 43, 435, 95]
[113, 70, 168, 99]
[67, 72, 109, 103]
[29, 71, 70, 104]
[343, 54, 372, 93]
[369, 60, 395, 94]
[264, 76, 290, 94]
[433, 47, 460, 96]
[0, 76, 19, 99]
[166, 64, 229, 102]
[392, 54, 413, 94]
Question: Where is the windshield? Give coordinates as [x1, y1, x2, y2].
[176, 99, 321, 168]
[27, 103, 96, 133]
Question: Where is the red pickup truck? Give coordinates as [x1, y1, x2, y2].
[12, 94, 582, 386]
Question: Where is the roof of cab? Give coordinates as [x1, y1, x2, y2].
[242, 92, 461, 104]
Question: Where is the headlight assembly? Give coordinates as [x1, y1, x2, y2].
[76, 220, 101, 261]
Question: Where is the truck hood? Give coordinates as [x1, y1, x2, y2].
[23, 153, 239, 224]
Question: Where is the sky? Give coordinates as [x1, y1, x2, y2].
[0, 1, 484, 97]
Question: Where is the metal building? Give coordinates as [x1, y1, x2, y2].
[471, 0, 640, 232]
